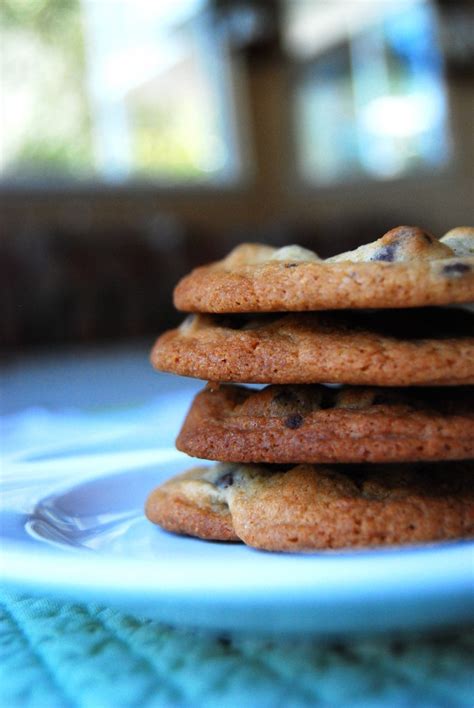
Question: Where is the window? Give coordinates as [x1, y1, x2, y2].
[0, 0, 243, 184]
[287, 0, 451, 184]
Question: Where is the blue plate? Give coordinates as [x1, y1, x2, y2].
[1, 443, 473, 637]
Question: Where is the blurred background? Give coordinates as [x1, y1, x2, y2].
[1, 0, 473, 352]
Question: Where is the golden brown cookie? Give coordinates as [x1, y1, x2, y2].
[176, 384, 474, 464]
[151, 308, 474, 386]
[145, 461, 474, 551]
[174, 227, 474, 313]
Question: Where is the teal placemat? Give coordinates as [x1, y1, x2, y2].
[1, 591, 472, 708]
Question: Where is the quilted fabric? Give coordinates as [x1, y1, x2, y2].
[1, 591, 472, 708]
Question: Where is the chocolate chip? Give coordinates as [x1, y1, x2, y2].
[216, 471, 234, 488]
[372, 244, 396, 262]
[442, 262, 471, 276]
[284, 263, 299, 268]
[284, 413, 304, 429]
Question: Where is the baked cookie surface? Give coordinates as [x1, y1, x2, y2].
[145, 461, 474, 551]
[174, 226, 474, 312]
[176, 384, 474, 464]
[151, 308, 474, 386]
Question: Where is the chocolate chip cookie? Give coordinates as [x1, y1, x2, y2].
[176, 384, 474, 464]
[145, 461, 474, 551]
[151, 308, 474, 386]
[174, 226, 474, 313]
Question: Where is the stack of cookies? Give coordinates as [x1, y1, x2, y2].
[146, 226, 474, 552]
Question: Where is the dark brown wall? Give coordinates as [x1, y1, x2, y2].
[1, 5, 473, 349]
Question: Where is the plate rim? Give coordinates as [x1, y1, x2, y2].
[2, 444, 474, 634]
